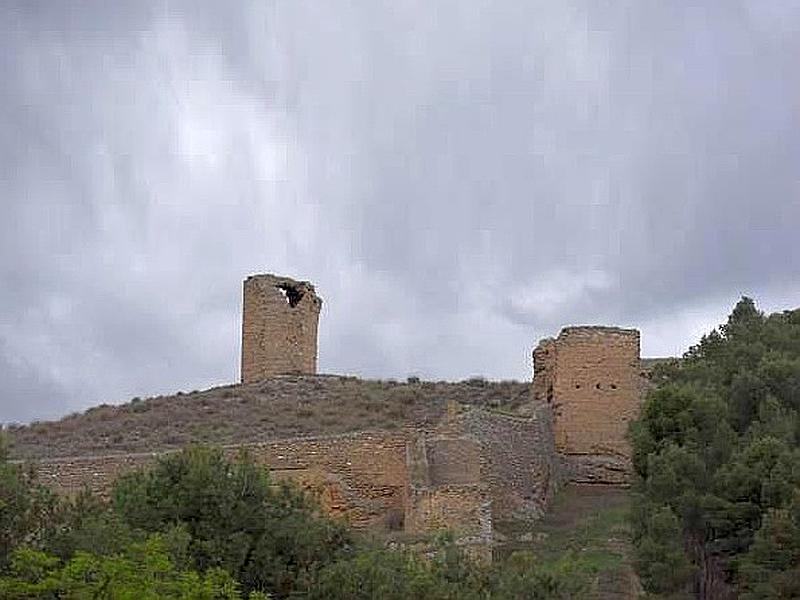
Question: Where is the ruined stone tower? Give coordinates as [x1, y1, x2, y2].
[533, 326, 640, 483]
[240, 274, 322, 383]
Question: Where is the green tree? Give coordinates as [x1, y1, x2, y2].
[44, 488, 139, 560]
[631, 503, 694, 595]
[111, 445, 349, 597]
[309, 547, 456, 600]
[489, 551, 594, 599]
[630, 298, 800, 597]
[0, 534, 255, 599]
[738, 494, 800, 599]
[0, 432, 60, 569]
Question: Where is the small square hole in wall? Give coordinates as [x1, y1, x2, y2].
[610, 383, 618, 390]
[595, 383, 601, 389]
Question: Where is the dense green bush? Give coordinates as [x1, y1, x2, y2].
[0, 535, 256, 599]
[111, 445, 351, 596]
[0, 435, 60, 570]
[0, 442, 348, 598]
[310, 546, 471, 600]
[310, 543, 590, 600]
[630, 298, 800, 598]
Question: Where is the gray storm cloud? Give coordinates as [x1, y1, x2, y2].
[1, 1, 799, 423]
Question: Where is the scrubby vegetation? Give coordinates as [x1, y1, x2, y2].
[630, 298, 800, 599]
[518, 485, 638, 598]
[6, 377, 532, 459]
[1, 438, 600, 599]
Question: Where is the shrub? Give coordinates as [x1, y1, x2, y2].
[630, 299, 800, 595]
[111, 445, 351, 597]
[0, 536, 249, 599]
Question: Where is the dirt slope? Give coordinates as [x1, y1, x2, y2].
[7, 375, 532, 459]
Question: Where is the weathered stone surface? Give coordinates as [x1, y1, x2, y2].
[405, 484, 492, 543]
[405, 428, 491, 544]
[26, 431, 408, 530]
[457, 406, 563, 523]
[532, 338, 556, 405]
[565, 454, 632, 486]
[533, 326, 641, 484]
[241, 274, 322, 382]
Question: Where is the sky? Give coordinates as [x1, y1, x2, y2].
[1, 1, 799, 423]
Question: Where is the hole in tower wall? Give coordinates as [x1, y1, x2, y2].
[276, 284, 305, 308]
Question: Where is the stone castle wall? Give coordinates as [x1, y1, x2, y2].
[27, 424, 520, 539]
[532, 338, 556, 405]
[401, 403, 563, 547]
[251, 432, 408, 529]
[31, 452, 158, 498]
[533, 326, 641, 484]
[404, 430, 492, 545]
[27, 431, 408, 530]
[241, 274, 322, 383]
[25, 403, 566, 546]
[405, 485, 492, 545]
[459, 405, 564, 524]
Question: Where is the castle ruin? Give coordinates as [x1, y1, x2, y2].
[532, 326, 640, 484]
[241, 274, 322, 383]
[11, 273, 648, 554]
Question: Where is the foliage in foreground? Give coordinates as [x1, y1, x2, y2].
[310, 544, 591, 600]
[111, 446, 351, 595]
[0, 438, 594, 599]
[630, 298, 800, 598]
[0, 536, 258, 600]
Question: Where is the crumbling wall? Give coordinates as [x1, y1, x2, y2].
[405, 485, 492, 543]
[426, 438, 482, 486]
[533, 326, 641, 484]
[25, 404, 568, 544]
[532, 338, 556, 405]
[402, 402, 563, 543]
[248, 432, 408, 529]
[25, 431, 408, 530]
[29, 453, 157, 497]
[241, 274, 322, 383]
[458, 406, 563, 524]
[404, 434, 492, 546]
[31, 428, 494, 540]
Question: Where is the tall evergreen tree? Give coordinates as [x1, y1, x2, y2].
[631, 298, 800, 598]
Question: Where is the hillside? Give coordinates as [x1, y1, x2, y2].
[7, 375, 533, 460]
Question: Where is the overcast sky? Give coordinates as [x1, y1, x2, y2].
[2, 1, 799, 423]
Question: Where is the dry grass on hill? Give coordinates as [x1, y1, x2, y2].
[7, 375, 533, 460]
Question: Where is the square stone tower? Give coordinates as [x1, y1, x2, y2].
[533, 326, 640, 482]
[240, 274, 322, 383]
